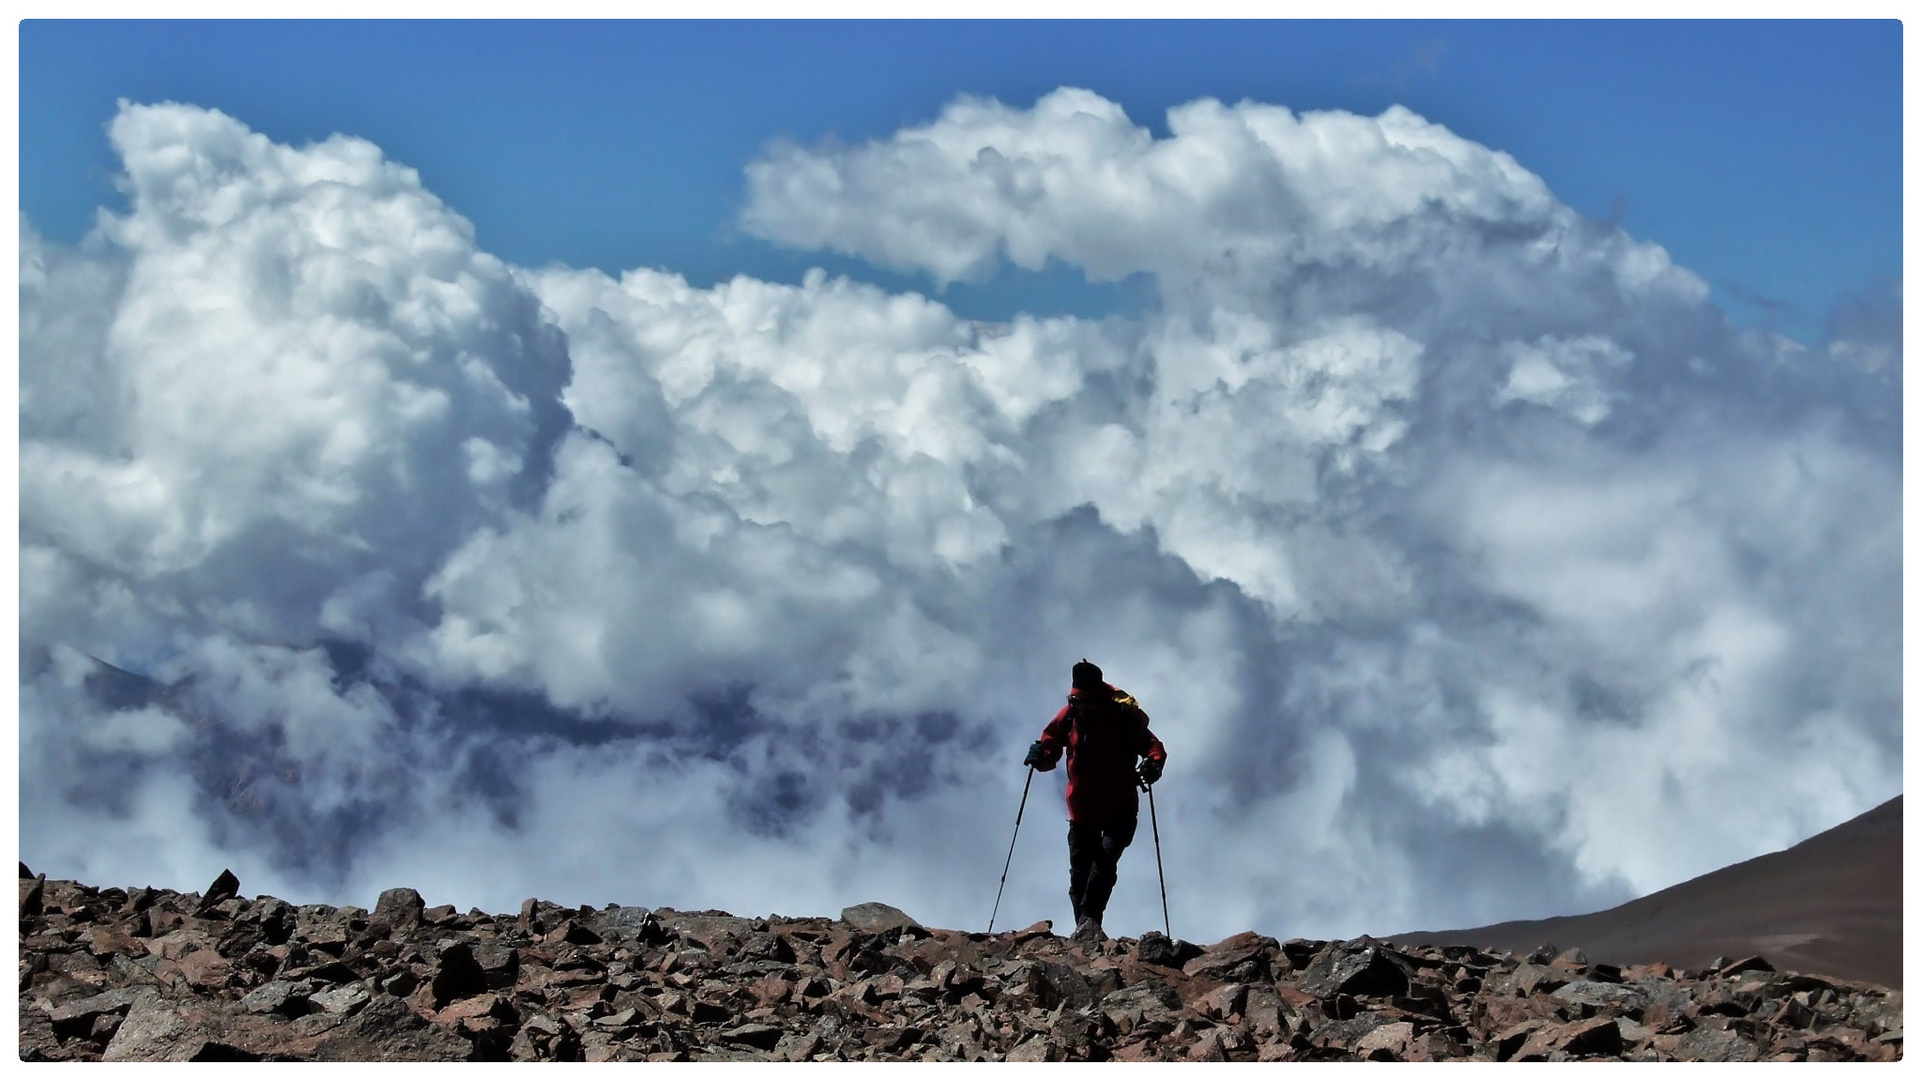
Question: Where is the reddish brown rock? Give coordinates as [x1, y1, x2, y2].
[86, 923, 150, 960]
[176, 949, 236, 991]
[17, 874, 1903, 1063]
[1353, 1019, 1416, 1059]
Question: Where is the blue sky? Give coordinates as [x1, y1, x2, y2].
[20, 19, 1902, 342]
[15, 20, 1904, 942]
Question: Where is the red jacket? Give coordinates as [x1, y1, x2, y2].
[1033, 683, 1167, 824]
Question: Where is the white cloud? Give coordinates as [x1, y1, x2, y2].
[20, 101, 570, 661]
[1494, 334, 1634, 424]
[741, 87, 1708, 331]
[17, 93, 1898, 947]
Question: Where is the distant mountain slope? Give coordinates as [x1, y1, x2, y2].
[1388, 796, 1902, 989]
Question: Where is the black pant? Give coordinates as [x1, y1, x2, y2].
[1067, 815, 1137, 925]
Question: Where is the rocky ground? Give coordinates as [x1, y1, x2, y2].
[18, 866, 1904, 1062]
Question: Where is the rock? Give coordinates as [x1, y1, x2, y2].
[1767, 991, 1813, 1022]
[435, 992, 513, 1025]
[1491, 1021, 1543, 1061]
[372, 888, 426, 931]
[468, 942, 519, 989]
[310, 994, 477, 1061]
[21, 872, 47, 919]
[430, 942, 489, 1005]
[1298, 941, 1412, 999]
[310, 985, 372, 1015]
[1715, 956, 1775, 978]
[1240, 982, 1289, 1038]
[723, 1022, 785, 1049]
[252, 898, 297, 945]
[592, 1007, 638, 1031]
[1847, 990, 1901, 1034]
[282, 958, 360, 985]
[1504, 961, 1569, 996]
[46, 986, 147, 1039]
[214, 920, 267, 960]
[1099, 980, 1180, 1032]
[1135, 931, 1201, 967]
[1301, 1011, 1379, 1053]
[841, 902, 921, 935]
[592, 905, 668, 944]
[1049, 1009, 1101, 1054]
[1354, 1019, 1416, 1059]
[1280, 938, 1325, 968]
[1512, 1016, 1622, 1061]
[177, 949, 235, 990]
[100, 992, 234, 1062]
[1198, 982, 1247, 1020]
[238, 980, 312, 1016]
[1184, 933, 1275, 981]
[86, 923, 149, 959]
[1186, 1028, 1229, 1061]
[1675, 1025, 1765, 1062]
[1006, 1034, 1062, 1061]
[1557, 1016, 1623, 1056]
[195, 869, 241, 914]
[1017, 959, 1098, 1011]
[1552, 979, 1650, 1016]
[544, 919, 603, 946]
[16, 871, 1905, 1064]
[1549, 946, 1591, 971]
[303, 920, 351, 956]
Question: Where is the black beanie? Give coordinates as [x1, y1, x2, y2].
[1071, 659, 1103, 691]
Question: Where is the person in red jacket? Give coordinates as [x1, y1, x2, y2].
[1024, 659, 1167, 944]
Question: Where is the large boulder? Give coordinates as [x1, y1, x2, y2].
[1552, 979, 1651, 1017]
[430, 942, 490, 1005]
[840, 902, 920, 935]
[309, 995, 477, 1061]
[1298, 941, 1413, 999]
[46, 986, 147, 1040]
[372, 888, 426, 931]
[101, 991, 290, 1062]
[194, 869, 241, 914]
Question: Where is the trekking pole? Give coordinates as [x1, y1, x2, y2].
[1147, 782, 1171, 939]
[987, 766, 1035, 934]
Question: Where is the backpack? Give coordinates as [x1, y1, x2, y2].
[1067, 685, 1147, 758]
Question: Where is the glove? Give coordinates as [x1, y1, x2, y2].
[1023, 741, 1048, 769]
[1137, 757, 1164, 787]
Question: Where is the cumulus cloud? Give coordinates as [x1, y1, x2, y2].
[20, 103, 571, 657]
[18, 92, 1899, 945]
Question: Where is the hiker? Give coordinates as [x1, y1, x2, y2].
[1024, 659, 1167, 944]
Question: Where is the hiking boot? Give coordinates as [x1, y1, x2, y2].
[1072, 916, 1105, 945]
